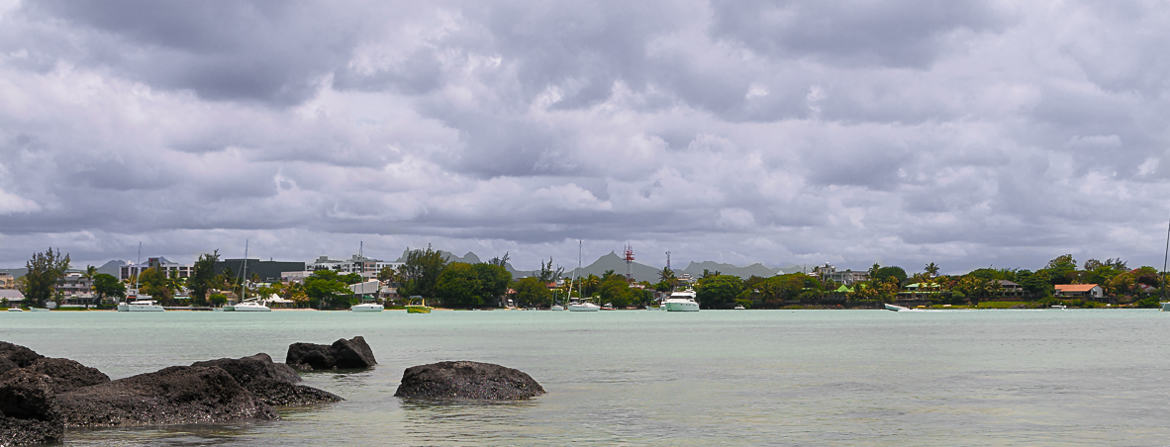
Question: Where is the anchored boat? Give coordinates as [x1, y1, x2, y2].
[664, 290, 700, 312]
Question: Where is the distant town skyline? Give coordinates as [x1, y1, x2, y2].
[1, 2, 1167, 273]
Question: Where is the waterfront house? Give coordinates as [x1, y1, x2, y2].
[812, 263, 869, 285]
[0, 272, 14, 288]
[56, 271, 97, 306]
[0, 289, 25, 305]
[1054, 284, 1104, 299]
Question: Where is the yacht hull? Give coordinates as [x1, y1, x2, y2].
[664, 300, 699, 312]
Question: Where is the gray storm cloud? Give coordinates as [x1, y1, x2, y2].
[0, 0, 1168, 273]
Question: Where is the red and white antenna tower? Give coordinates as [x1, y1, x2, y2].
[624, 243, 635, 280]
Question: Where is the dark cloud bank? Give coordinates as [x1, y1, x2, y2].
[1, 1, 1168, 273]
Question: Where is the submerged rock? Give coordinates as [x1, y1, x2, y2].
[394, 361, 545, 401]
[0, 368, 64, 446]
[192, 353, 342, 407]
[286, 336, 377, 371]
[57, 365, 277, 428]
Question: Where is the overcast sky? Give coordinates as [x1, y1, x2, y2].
[1, 1, 1167, 274]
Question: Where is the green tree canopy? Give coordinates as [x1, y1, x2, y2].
[138, 267, 176, 303]
[695, 274, 744, 309]
[92, 273, 125, 304]
[538, 257, 564, 283]
[304, 270, 352, 309]
[188, 250, 220, 306]
[871, 266, 908, 284]
[22, 247, 70, 307]
[435, 262, 480, 307]
[399, 245, 447, 298]
[512, 276, 551, 307]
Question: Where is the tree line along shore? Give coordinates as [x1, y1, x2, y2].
[2, 248, 1163, 310]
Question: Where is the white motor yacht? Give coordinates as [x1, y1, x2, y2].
[664, 290, 700, 312]
[568, 301, 600, 312]
[883, 303, 917, 312]
[350, 302, 384, 312]
[233, 300, 272, 312]
[117, 300, 166, 312]
[549, 304, 564, 311]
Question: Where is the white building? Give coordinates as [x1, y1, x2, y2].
[812, 263, 869, 285]
[56, 272, 95, 302]
[308, 254, 401, 275]
[121, 257, 193, 281]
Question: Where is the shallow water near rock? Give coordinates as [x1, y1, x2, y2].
[3, 309, 1170, 446]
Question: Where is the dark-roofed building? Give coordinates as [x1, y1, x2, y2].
[215, 259, 306, 283]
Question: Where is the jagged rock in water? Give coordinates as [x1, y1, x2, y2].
[286, 336, 377, 371]
[394, 361, 545, 401]
[192, 353, 342, 407]
[0, 368, 64, 446]
[57, 365, 277, 428]
[25, 357, 110, 394]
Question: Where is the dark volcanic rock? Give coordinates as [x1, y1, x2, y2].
[0, 342, 43, 369]
[0, 357, 16, 375]
[394, 361, 545, 401]
[286, 336, 377, 371]
[0, 368, 64, 446]
[26, 357, 111, 394]
[192, 353, 301, 386]
[192, 353, 342, 407]
[57, 365, 277, 428]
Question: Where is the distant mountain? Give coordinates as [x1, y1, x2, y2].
[394, 249, 483, 265]
[390, 248, 791, 282]
[96, 260, 129, 277]
[565, 251, 662, 283]
[441, 251, 482, 264]
[0, 268, 26, 278]
[680, 261, 779, 279]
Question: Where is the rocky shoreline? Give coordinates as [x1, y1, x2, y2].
[2, 336, 545, 446]
[0, 340, 348, 446]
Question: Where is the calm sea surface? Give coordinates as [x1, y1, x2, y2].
[2, 309, 1169, 446]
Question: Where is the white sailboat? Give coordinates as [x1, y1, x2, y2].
[119, 243, 166, 312]
[568, 240, 600, 312]
[351, 302, 384, 312]
[1162, 217, 1170, 312]
[231, 240, 271, 312]
[663, 290, 700, 312]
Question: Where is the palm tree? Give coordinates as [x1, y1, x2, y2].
[84, 265, 98, 307]
[924, 262, 940, 278]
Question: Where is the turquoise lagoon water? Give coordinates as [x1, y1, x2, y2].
[2, 309, 1170, 446]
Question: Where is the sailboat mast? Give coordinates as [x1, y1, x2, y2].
[1163, 217, 1169, 302]
[241, 240, 249, 301]
[578, 240, 584, 301]
[134, 242, 142, 292]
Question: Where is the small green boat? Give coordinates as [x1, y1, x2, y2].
[405, 296, 431, 314]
